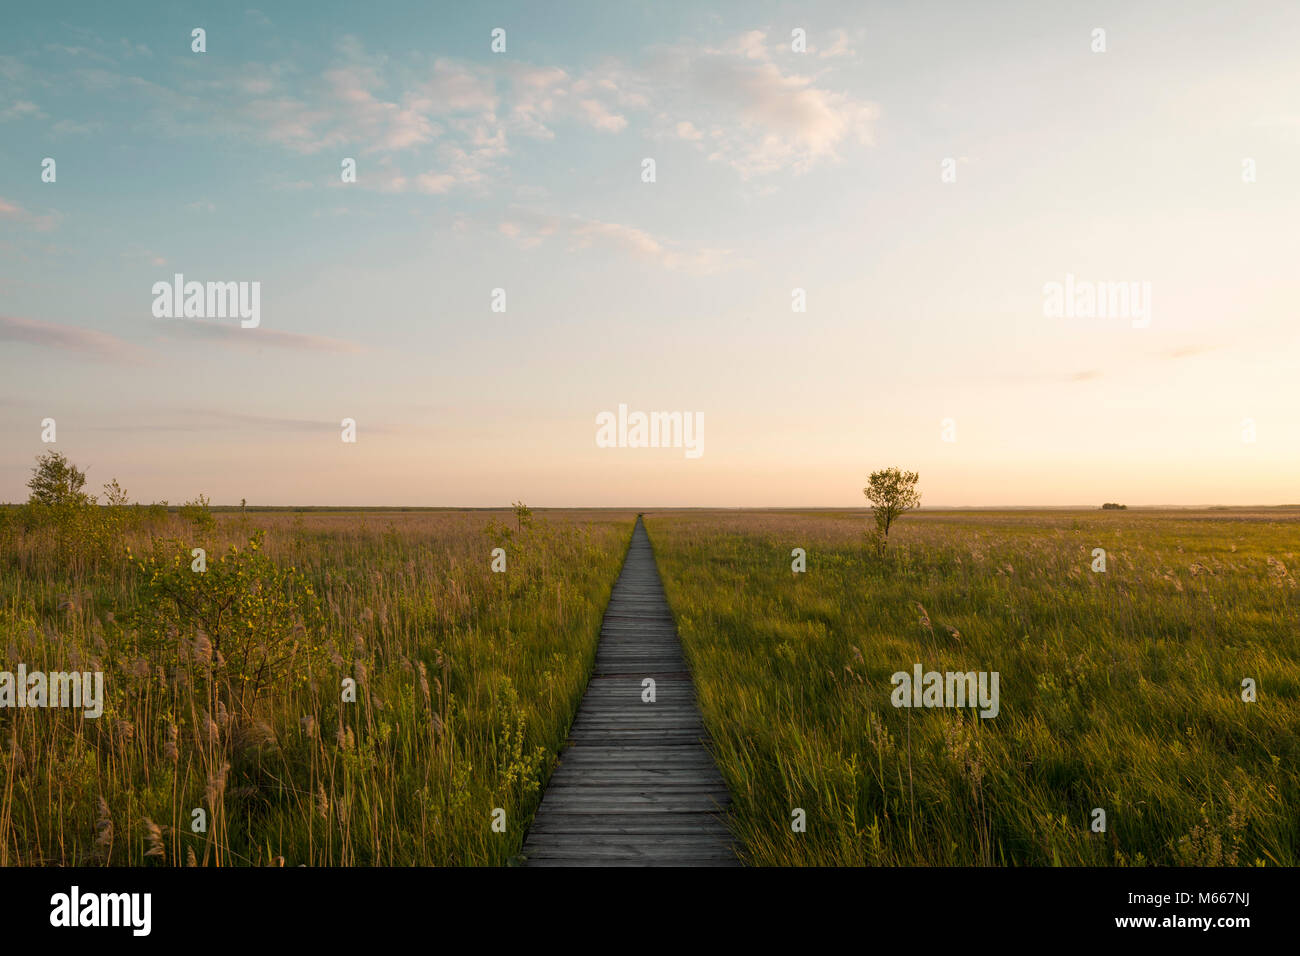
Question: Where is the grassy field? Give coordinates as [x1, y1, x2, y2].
[646, 508, 1300, 866]
[0, 506, 634, 865]
[5, 501, 1297, 868]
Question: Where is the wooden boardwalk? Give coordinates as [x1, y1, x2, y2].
[521, 517, 737, 866]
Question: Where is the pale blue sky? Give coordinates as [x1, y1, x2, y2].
[2, 1, 1298, 506]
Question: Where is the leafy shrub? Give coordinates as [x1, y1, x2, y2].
[179, 493, 217, 533]
[126, 530, 326, 715]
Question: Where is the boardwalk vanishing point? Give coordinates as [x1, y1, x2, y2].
[522, 517, 738, 866]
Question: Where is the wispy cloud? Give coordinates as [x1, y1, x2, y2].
[655, 31, 880, 177]
[0, 313, 363, 364]
[0, 54, 29, 83]
[0, 196, 61, 231]
[0, 99, 43, 121]
[245, 9, 274, 29]
[149, 320, 364, 354]
[50, 117, 103, 135]
[0, 314, 145, 363]
[499, 210, 743, 274]
[37, 29, 874, 194]
[84, 407, 381, 434]
[816, 28, 860, 58]
[123, 248, 168, 266]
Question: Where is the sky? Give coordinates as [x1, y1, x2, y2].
[2, 0, 1298, 507]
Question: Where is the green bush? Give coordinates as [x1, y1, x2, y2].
[126, 530, 327, 716]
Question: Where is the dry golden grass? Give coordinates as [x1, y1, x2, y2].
[0, 507, 634, 866]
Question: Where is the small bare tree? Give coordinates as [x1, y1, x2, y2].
[863, 467, 921, 554]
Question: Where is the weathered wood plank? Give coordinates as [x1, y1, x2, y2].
[526, 849, 737, 863]
[528, 816, 727, 829]
[521, 517, 738, 867]
[550, 757, 720, 770]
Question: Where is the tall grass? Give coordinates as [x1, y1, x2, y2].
[0, 507, 633, 866]
[647, 509, 1300, 866]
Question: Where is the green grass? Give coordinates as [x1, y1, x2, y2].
[0, 508, 634, 866]
[6, 502, 1297, 867]
[646, 508, 1300, 866]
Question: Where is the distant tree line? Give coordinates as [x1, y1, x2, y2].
[1101, 502, 1128, 510]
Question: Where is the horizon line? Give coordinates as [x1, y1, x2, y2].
[6, 502, 1297, 512]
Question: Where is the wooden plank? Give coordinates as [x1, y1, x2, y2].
[526, 838, 735, 852]
[526, 817, 729, 834]
[526, 849, 737, 863]
[547, 769, 720, 781]
[550, 760, 720, 772]
[522, 517, 738, 867]
[526, 858, 733, 868]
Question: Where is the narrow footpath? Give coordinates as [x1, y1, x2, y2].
[521, 517, 738, 866]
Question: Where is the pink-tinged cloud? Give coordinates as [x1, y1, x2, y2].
[635, 31, 880, 177]
[499, 210, 744, 275]
[578, 98, 627, 131]
[0, 314, 146, 363]
[0, 196, 61, 231]
[151, 319, 364, 354]
[86, 408, 393, 435]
